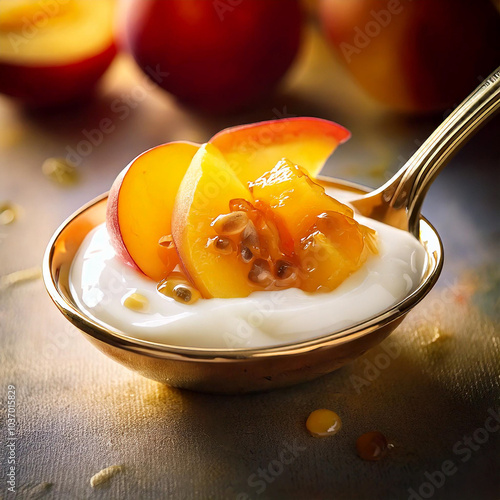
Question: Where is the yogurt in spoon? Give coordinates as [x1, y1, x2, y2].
[70, 191, 426, 349]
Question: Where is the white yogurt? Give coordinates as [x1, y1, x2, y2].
[69, 193, 427, 349]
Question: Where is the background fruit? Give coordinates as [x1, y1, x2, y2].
[121, 0, 303, 113]
[319, 0, 500, 113]
[0, 0, 117, 107]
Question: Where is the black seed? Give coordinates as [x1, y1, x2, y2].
[240, 245, 253, 263]
[174, 286, 192, 303]
[248, 259, 272, 285]
[276, 259, 293, 279]
[215, 237, 231, 250]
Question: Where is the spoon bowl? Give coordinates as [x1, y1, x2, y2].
[43, 181, 442, 394]
[43, 67, 499, 394]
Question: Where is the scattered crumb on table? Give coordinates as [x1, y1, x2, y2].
[90, 465, 123, 488]
[0, 267, 42, 291]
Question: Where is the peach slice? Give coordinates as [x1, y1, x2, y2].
[298, 212, 378, 292]
[106, 141, 199, 282]
[210, 117, 350, 185]
[106, 118, 366, 298]
[172, 143, 259, 298]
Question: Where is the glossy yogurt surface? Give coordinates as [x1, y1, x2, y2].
[69, 188, 427, 349]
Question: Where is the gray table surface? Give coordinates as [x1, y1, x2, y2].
[1, 27, 499, 500]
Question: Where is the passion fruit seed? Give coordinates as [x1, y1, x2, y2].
[229, 198, 254, 213]
[157, 276, 201, 305]
[123, 292, 149, 312]
[211, 201, 300, 290]
[212, 211, 249, 236]
[275, 260, 294, 279]
[240, 245, 254, 263]
[242, 220, 260, 250]
[306, 409, 342, 437]
[215, 236, 231, 250]
[248, 259, 274, 287]
[355, 431, 390, 461]
[173, 284, 195, 303]
[274, 260, 298, 287]
[158, 235, 175, 248]
[207, 236, 234, 255]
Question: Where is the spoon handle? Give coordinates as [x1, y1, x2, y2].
[353, 66, 500, 237]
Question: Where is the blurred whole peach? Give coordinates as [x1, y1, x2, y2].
[0, 0, 117, 107]
[319, 0, 500, 113]
[120, 0, 302, 113]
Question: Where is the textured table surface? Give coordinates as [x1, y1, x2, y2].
[1, 27, 499, 500]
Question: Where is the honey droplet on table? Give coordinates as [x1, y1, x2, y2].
[356, 431, 390, 461]
[306, 409, 342, 437]
[421, 326, 452, 346]
[42, 157, 79, 186]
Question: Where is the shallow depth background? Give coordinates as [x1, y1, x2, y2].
[1, 5, 499, 500]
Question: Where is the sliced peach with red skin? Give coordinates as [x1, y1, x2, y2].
[172, 143, 259, 298]
[106, 141, 199, 282]
[107, 118, 361, 296]
[210, 117, 350, 185]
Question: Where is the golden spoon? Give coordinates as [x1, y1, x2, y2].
[349, 66, 500, 235]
